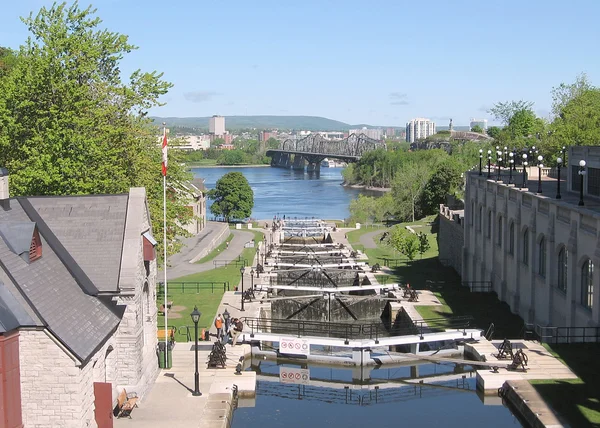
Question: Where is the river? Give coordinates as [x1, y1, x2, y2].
[191, 166, 381, 221]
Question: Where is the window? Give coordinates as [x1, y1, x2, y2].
[523, 228, 529, 265]
[509, 222, 515, 255]
[487, 211, 491, 239]
[588, 167, 600, 196]
[497, 217, 503, 247]
[538, 237, 546, 277]
[582, 260, 594, 309]
[29, 228, 42, 262]
[558, 248, 567, 293]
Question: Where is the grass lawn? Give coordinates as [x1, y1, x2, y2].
[157, 230, 264, 341]
[185, 159, 218, 167]
[194, 233, 234, 264]
[530, 343, 600, 427]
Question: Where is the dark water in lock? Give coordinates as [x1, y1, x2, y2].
[231, 361, 521, 428]
[191, 166, 382, 221]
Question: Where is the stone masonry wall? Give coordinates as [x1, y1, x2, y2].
[438, 206, 464, 277]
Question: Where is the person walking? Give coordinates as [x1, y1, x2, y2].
[214, 314, 224, 340]
[231, 318, 244, 346]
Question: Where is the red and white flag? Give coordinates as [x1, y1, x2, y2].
[161, 128, 168, 176]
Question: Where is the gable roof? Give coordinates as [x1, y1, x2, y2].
[0, 198, 124, 362]
[0, 222, 35, 262]
[26, 194, 129, 292]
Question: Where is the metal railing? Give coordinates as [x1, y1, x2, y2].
[213, 255, 247, 268]
[158, 281, 230, 294]
[535, 325, 600, 344]
[405, 316, 474, 338]
[461, 281, 493, 293]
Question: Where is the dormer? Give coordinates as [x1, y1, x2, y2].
[0, 222, 42, 263]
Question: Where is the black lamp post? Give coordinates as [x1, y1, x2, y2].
[190, 306, 202, 396]
[239, 266, 245, 311]
[521, 153, 528, 189]
[250, 268, 255, 289]
[487, 150, 492, 178]
[496, 149, 502, 182]
[579, 160, 586, 206]
[479, 149, 483, 175]
[556, 156, 563, 199]
[537, 155, 543, 194]
[508, 151, 514, 184]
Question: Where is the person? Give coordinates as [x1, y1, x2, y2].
[214, 314, 223, 340]
[231, 318, 244, 346]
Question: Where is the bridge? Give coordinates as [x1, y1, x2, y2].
[266, 133, 386, 172]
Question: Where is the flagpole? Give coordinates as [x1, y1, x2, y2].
[162, 124, 168, 367]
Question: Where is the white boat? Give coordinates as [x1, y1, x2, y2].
[321, 158, 336, 168]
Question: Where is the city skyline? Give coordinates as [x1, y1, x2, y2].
[2, 0, 599, 127]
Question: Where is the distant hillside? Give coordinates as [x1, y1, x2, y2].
[151, 115, 354, 131]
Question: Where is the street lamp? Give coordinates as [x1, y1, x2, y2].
[496, 150, 502, 182]
[479, 149, 483, 175]
[239, 266, 245, 311]
[190, 306, 202, 397]
[250, 268, 255, 290]
[537, 155, 544, 194]
[509, 151, 514, 184]
[556, 157, 563, 199]
[521, 153, 528, 189]
[579, 160, 586, 206]
[487, 150, 492, 178]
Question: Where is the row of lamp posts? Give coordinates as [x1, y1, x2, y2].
[478, 146, 587, 206]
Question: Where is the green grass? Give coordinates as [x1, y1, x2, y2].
[157, 230, 264, 341]
[531, 343, 600, 427]
[194, 233, 234, 264]
[185, 159, 218, 167]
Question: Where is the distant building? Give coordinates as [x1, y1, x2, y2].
[470, 118, 488, 131]
[180, 135, 211, 150]
[209, 115, 226, 136]
[405, 118, 436, 143]
[385, 127, 396, 138]
[210, 133, 232, 146]
[317, 131, 345, 140]
[349, 127, 383, 140]
[259, 131, 277, 142]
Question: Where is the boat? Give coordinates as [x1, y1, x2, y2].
[321, 158, 336, 168]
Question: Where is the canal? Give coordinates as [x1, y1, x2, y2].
[191, 166, 381, 221]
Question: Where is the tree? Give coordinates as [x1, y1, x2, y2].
[488, 100, 534, 125]
[0, 47, 18, 77]
[217, 149, 246, 165]
[505, 109, 544, 139]
[420, 161, 463, 215]
[551, 73, 593, 118]
[470, 125, 484, 133]
[417, 232, 430, 259]
[391, 162, 430, 222]
[208, 172, 254, 222]
[0, 3, 191, 258]
[388, 226, 419, 261]
[550, 88, 600, 151]
[487, 126, 502, 139]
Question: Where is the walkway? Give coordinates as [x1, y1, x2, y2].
[357, 228, 385, 249]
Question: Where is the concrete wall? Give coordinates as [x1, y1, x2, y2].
[438, 205, 464, 277]
[463, 172, 599, 328]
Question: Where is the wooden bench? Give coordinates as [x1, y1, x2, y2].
[157, 327, 175, 345]
[116, 389, 138, 419]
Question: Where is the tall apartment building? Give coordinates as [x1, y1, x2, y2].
[405, 118, 436, 143]
[349, 127, 383, 140]
[470, 118, 488, 131]
[209, 115, 226, 136]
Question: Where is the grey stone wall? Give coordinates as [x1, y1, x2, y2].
[438, 205, 464, 277]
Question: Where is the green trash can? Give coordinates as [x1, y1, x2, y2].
[158, 342, 173, 369]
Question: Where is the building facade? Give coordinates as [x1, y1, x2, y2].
[0, 168, 160, 427]
[462, 147, 600, 329]
[405, 118, 436, 143]
[209, 115, 226, 136]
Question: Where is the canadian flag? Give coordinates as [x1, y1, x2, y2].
[162, 129, 168, 176]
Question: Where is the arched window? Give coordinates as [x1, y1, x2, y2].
[582, 259, 594, 309]
[522, 228, 529, 265]
[487, 211, 492, 239]
[509, 222, 515, 255]
[538, 237, 546, 277]
[558, 248, 567, 293]
[497, 217, 503, 247]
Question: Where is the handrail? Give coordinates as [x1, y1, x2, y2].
[158, 281, 230, 294]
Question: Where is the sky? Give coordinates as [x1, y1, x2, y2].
[2, 0, 600, 127]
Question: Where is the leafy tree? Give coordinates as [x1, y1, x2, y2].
[208, 172, 254, 222]
[505, 109, 544, 139]
[420, 161, 463, 214]
[266, 137, 280, 149]
[0, 47, 18, 77]
[487, 126, 502, 139]
[211, 137, 225, 147]
[551, 73, 593, 118]
[217, 149, 246, 165]
[470, 125, 484, 133]
[391, 162, 430, 222]
[550, 87, 600, 151]
[417, 232, 430, 259]
[389, 226, 418, 261]
[0, 2, 191, 258]
[488, 100, 534, 125]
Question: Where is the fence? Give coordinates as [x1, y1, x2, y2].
[534, 325, 600, 344]
[461, 281, 493, 293]
[158, 281, 230, 294]
[213, 255, 247, 268]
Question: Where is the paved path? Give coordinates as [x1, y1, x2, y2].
[167, 229, 256, 280]
[358, 228, 386, 249]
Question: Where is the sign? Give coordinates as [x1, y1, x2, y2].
[279, 367, 310, 385]
[279, 337, 310, 356]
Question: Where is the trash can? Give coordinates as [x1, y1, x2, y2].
[158, 342, 173, 369]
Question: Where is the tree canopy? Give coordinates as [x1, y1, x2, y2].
[0, 2, 192, 257]
[208, 172, 254, 222]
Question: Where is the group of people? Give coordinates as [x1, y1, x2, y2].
[214, 313, 244, 346]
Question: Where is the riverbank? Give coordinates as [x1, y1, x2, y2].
[187, 163, 270, 168]
[343, 182, 391, 193]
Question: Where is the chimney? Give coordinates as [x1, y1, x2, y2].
[0, 167, 10, 210]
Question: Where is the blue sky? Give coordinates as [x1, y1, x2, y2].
[2, 0, 600, 127]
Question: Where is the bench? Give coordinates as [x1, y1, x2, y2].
[157, 327, 175, 345]
[158, 301, 173, 315]
[116, 389, 138, 419]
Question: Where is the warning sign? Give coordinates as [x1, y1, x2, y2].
[279, 337, 310, 356]
[279, 367, 310, 385]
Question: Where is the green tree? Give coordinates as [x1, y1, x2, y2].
[266, 137, 280, 149]
[417, 232, 430, 259]
[487, 126, 502, 139]
[391, 162, 430, 222]
[505, 109, 543, 139]
[550, 86, 600, 152]
[0, 2, 191, 258]
[217, 149, 246, 165]
[0, 47, 18, 77]
[551, 73, 593, 118]
[420, 161, 463, 214]
[488, 100, 534, 125]
[470, 125, 484, 133]
[389, 226, 418, 261]
[208, 172, 254, 222]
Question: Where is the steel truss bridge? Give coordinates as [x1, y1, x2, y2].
[266, 133, 386, 171]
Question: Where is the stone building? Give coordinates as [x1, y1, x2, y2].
[0, 168, 159, 427]
[180, 179, 207, 235]
[462, 147, 600, 329]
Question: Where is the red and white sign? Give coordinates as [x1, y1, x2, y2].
[279, 337, 310, 356]
[279, 367, 310, 385]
